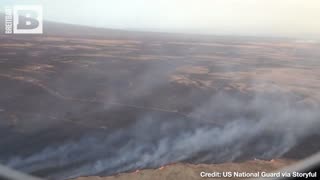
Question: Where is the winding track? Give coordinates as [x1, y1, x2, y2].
[0, 74, 190, 117]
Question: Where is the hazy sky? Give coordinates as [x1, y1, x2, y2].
[1, 0, 320, 38]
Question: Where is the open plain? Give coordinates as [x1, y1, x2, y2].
[1, 19, 320, 179]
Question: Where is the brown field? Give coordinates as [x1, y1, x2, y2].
[73, 160, 296, 180]
[0, 17, 320, 180]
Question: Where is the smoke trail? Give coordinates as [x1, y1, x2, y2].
[4, 90, 320, 179]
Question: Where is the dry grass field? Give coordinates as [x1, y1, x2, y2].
[1, 17, 320, 179]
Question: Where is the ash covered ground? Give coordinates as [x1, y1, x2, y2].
[1, 21, 320, 180]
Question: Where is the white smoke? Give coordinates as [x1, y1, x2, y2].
[4, 90, 320, 179]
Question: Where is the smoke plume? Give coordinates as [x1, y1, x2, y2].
[4, 90, 320, 179]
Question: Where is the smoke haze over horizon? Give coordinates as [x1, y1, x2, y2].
[0, 0, 320, 38]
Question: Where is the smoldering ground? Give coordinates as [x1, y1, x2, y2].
[3, 91, 320, 180]
[1, 29, 320, 180]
